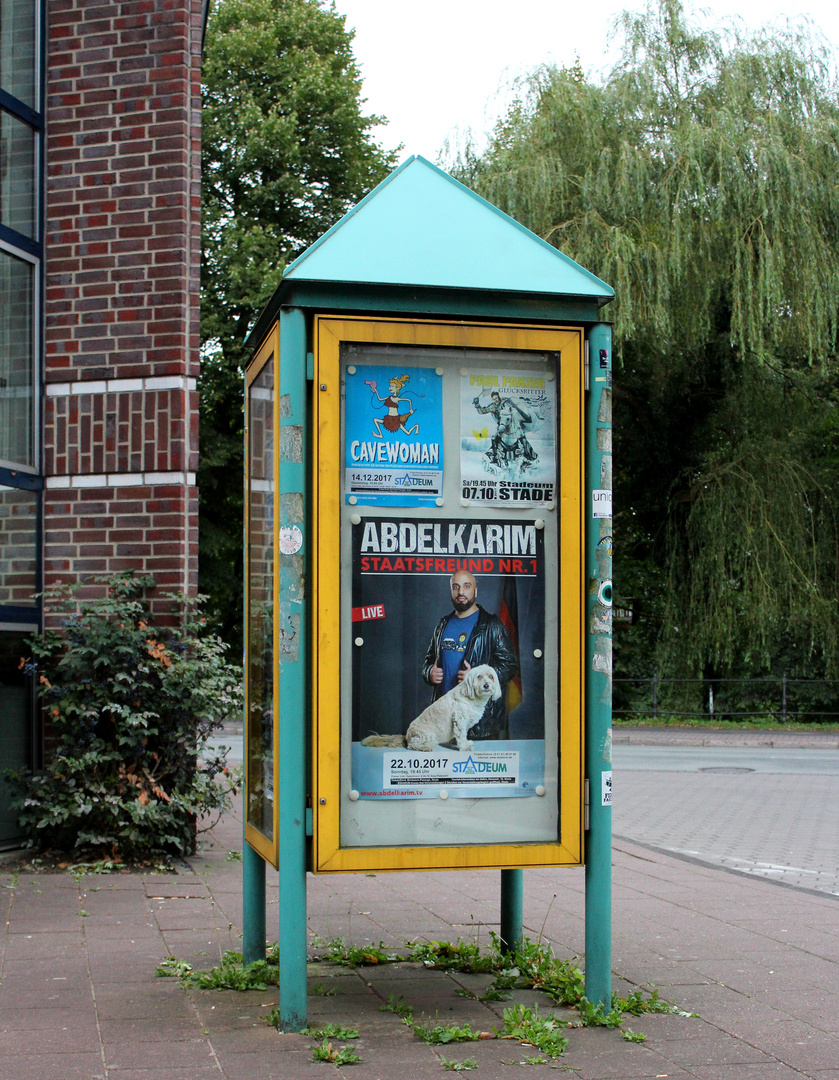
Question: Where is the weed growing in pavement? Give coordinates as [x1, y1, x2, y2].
[157, 950, 278, 990]
[621, 1028, 647, 1042]
[574, 998, 625, 1029]
[156, 930, 686, 1064]
[440, 1056, 479, 1070]
[380, 994, 413, 1021]
[311, 1040, 362, 1065]
[226, 850, 242, 862]
[410, 1016, 483, 1045]
[312, 936, 401, 966]
[156, 957, 194, 978]
[310, 982, 337, 996]
[497, 1003, 569, 1058]
[301, 1024, 359, 1040]
[408, 939, 494, 972]
[65, 858, 121, 878]
[188, 953, 277, 991]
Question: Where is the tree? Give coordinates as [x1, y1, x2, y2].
[200, 0, 397, 647]
[452, 0, 839, 697]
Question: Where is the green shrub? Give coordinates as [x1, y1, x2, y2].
[9, 574, 242, 860]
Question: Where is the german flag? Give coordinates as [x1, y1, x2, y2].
[499, 575, 522, 713]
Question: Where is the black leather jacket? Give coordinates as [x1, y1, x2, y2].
[421, 605, 518, 739]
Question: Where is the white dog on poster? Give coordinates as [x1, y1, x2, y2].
[361, 665, 502, 752]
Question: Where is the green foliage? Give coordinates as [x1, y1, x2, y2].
[409, 939, 495, 972]
[380, 994, 414, 1021]
[456, 0, 839, 365]
[452, 0, 839, 692]
[498, 1004, 569, 1058]
[311, 1040, 362, 1065]
[199, 0, 397, 647]
[301, 1024, 359, 1040]
[157, 957, 194, 979]
[441, 1057, 479, 1071]
[487, 934, 585, 1006]
[410, 1017, 482, 1045]
[315, 936, 401, 966]
[621, 1028, 648, 1042]
[10, 575, 242, 861]
[576, 998, 625, 1029]
[160, 949, 279, 990]
[618, 987, 672, 1016]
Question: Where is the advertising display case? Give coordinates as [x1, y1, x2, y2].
[240, 155, 614, 1025]
[311, 317, 584, 873]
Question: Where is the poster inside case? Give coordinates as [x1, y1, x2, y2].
[344, 363, 444, 506]
[350, 516, 545, 800]
[317, 320, 580, 859]
[461, 368, 556, 505]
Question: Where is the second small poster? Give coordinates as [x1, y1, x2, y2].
[460, 368, 556, 505]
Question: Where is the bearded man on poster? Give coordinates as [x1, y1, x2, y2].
[422, 570, 518, 739]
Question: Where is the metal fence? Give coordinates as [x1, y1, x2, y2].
[613, 675, 839, 722]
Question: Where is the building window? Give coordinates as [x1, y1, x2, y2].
[0, 0, 43, 837]
[0, 485, 37, 606]
[0, 0, 37, 108]
[0, 110, 37, 238]
[0, 245, 36, 469]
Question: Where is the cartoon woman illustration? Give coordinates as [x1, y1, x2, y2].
[365, 374, 419, 438]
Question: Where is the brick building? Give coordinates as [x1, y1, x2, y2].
[0, 0, 203, 847]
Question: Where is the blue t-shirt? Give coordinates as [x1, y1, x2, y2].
[439, 610, 479, 693]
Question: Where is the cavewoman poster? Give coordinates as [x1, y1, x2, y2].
[344, 364, 444, 506]
[349, 517, 546, 800]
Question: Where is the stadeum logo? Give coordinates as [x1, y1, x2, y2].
[452, 756, 508, 775]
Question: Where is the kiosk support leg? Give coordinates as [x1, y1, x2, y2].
[242, 840, 266, 966]
[277, 306, 309, 1030]
[500, 868, 523, 954]
[584, 322, 613, 1008]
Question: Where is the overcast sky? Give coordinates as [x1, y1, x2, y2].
[333, 0, 839, 164]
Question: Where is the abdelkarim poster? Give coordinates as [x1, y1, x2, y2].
[349, 517, 546, 800]
[460, 368, 556, 505]
[344, 364, 444, 506]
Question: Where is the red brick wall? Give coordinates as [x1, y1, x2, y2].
[43, 0, 203, 620]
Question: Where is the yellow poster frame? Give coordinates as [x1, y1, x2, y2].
[312, 315, 584, 874]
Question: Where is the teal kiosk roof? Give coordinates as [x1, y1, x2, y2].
[248, 155, 613, 345]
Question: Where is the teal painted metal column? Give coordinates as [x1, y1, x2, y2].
[584, 323, 613, 1007]
[277, 306, 308, 1029]
[500, 868, 523, 953]
[242, 839, 266, 965]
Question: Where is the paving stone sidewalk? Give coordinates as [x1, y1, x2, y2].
[2, 783, 839, 1080]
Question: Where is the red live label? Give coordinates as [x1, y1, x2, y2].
[351, 604, 385, 622]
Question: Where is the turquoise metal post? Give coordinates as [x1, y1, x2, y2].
[242, 840, 266, 965]
[276, 306, 308, 1029]
[500, 868, 523, 953]
[584, 323, 613, 1007]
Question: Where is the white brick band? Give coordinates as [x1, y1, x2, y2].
[46, 376, 197, 397]
[45, 472, 196, 489]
